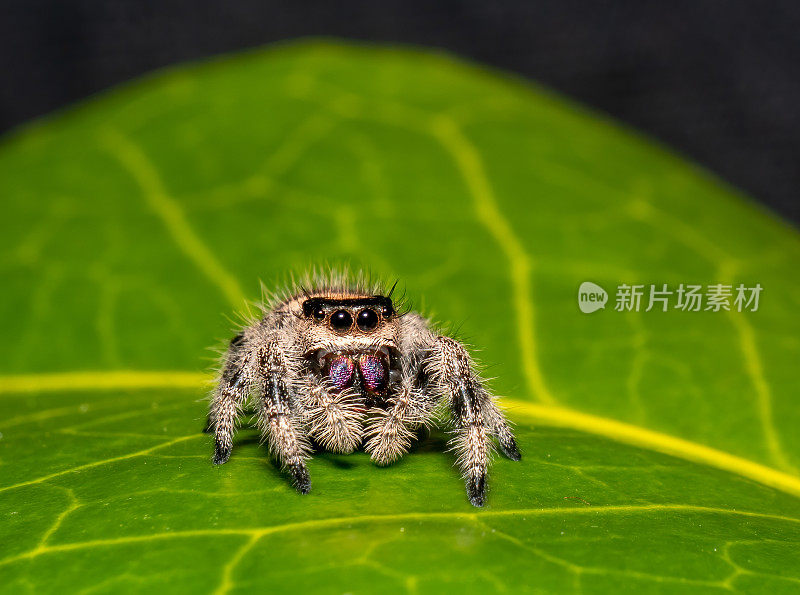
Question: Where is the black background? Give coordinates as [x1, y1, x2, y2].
[1, 1, 798, 223]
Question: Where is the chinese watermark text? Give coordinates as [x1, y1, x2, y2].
[579, 282, 762, 313]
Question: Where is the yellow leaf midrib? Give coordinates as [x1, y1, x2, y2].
[1, 370, 798, 500]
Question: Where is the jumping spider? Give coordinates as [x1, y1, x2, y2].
[208, 273, 520, 506]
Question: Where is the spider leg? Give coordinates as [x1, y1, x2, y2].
[209, 333, 250, 465]
[491, 412, 521, 461]
[204, 405, 257, 434]
[426, 335, 520, 507]
[254, 340, 312, 494]
[301, 376, 364, 454]
[364, 369, 429, 465]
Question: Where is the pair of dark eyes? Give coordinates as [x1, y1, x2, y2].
[312, 307, 391, 331]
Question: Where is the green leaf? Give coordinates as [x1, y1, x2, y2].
[1, 40, 798, 593]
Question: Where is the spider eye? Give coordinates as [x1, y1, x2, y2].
[381, 303, 394, 318]
[357, 308, 379, 331]
[313, 307, 326, 321]
[330, 309, 353, 330]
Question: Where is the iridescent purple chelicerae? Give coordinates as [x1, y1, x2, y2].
[359, 354, 387, 393]
[328, 356, 355, 390]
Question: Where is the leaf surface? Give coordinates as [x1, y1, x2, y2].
[1, 41, 799, 593]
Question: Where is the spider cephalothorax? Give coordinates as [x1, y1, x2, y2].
[208, 271, 520, 506]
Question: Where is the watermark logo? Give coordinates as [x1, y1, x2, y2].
[578, 282, 762, 314]
[578, 281, 608, 313]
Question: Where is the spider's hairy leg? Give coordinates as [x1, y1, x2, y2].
[209, 332, 250, 465]
[426, 335, 520, 507]
[301, 376, 364, 454]
[255, 339, 313, 494]
[364, 368, 430, 466]
[491, 410, 521, 461]
[363, 312, 440, 466]
[204, 404, 257, 433]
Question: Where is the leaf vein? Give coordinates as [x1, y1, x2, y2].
[99, 128, 246, 310]
[1, 505, 796, 569]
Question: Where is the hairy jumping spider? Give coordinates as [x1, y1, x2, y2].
[208, 272, 520, 506]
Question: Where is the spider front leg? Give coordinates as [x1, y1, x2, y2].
[427, 336, 521, 506]
[364, 368, 429, 466]
[209, 333, 249, 465]
[254, 340, 313, 494]
[301, 375, 364, 454]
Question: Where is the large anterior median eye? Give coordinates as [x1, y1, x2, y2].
[330, 309, 353, 330]
[357, 308, 379, 331]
